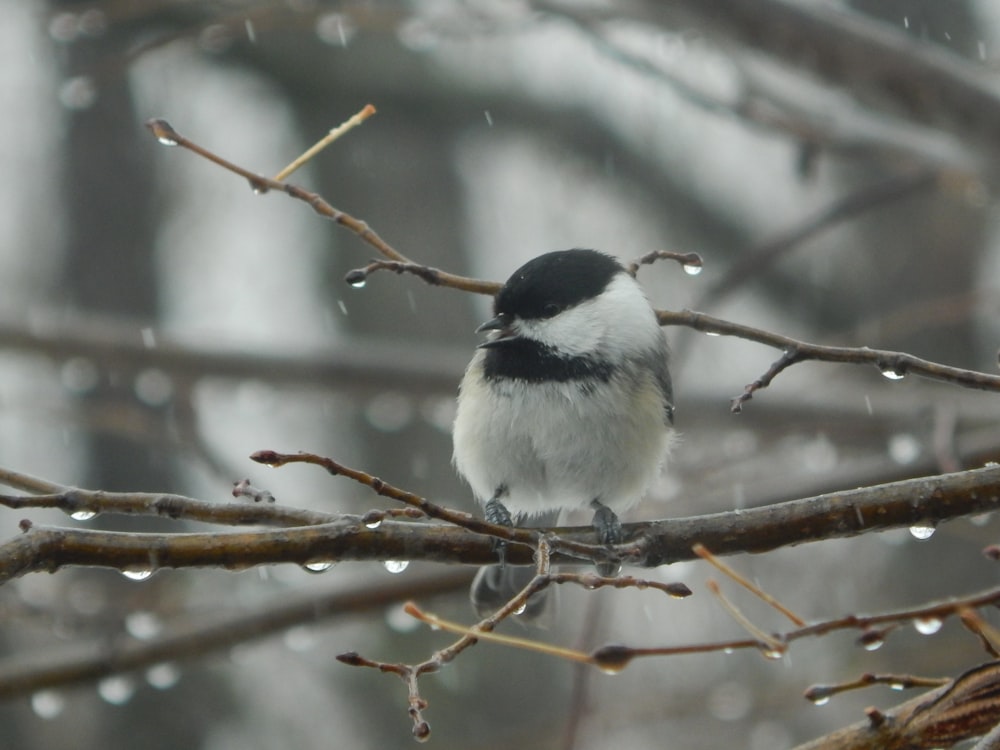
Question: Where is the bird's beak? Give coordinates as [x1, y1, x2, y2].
[476, 313, 517, 348]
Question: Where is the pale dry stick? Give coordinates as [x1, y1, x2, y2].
[0, 466, 66, 495]
[402, 569, 691, 662]
[403, 601, 593, 663]
[693, 542, 806, 626]
[960, 608, 1000, 656]
[332, 540, 686, 739]
[335, 538, 566, 741]
[274, 104, 377, 181]
[704, 579, 786, 656]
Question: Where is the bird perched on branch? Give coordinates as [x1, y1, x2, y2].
[453, 248, 674, 617]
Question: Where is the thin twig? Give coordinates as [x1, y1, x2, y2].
[274, 104, 376, 181]
[583, 583, 1000, 673]
[145, 119, 499, 295]
[662, 309, 1000, 406]
[145, 119, 1000, 410]
[624, 250, 704, 278]
[705, 579, 786, 656]
[249, 450, 616, 565]
[693, 543, 806, 626]
[803, 672, 950, 706]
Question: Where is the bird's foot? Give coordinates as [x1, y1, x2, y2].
[590, 500, 623, 577]
[484, 492, 514, 566]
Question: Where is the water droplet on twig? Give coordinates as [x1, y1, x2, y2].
[913, 617, 943, 635]
[909, 523, 936, 540]
[683, 262, 703, 276]
[301, 560, 335, 574]
[121, 569, 154, 582]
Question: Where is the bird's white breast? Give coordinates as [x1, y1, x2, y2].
[453, 354, 671, 516]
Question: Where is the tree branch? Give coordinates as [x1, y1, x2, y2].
[0, 569, 473, 700]
[1, 464, 997, 583]
[146, 118, 499, 295]
[640, 0, 1000, 169]
[139, 120, 1000, 417]
[792, 661, 1000, 750]
[661, 309, 1000, 410]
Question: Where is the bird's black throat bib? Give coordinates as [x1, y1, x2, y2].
[482, 338, 613, 383]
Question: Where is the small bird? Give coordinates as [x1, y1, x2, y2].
[453, 248, 674, 616]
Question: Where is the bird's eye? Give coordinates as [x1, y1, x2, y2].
[542, 303, 562, 318]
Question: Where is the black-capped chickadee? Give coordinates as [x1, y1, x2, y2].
[453, 248, 674, 616]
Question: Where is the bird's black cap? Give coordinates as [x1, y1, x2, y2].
[494, 249, 623, 321]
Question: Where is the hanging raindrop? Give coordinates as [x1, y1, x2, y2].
[908, 523, 936, 540]
[913, 617, 943, 635]
[683, 262, 703, 276]
[121, 569, 154, 582]
[301, 560, 334, 574]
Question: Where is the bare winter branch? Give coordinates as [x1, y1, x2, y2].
[0, 462, 997, 582]
[792, 661, 1000, 750]
[660, 309, 1000, 409]
[140, 120, 1000, 418]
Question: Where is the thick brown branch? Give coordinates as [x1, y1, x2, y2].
[0, 465, 997, 583]
[792, 661, 1000, 750]
[626, 464, 1000, 567]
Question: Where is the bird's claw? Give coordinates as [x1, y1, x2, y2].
[591, 500, 623, 577]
